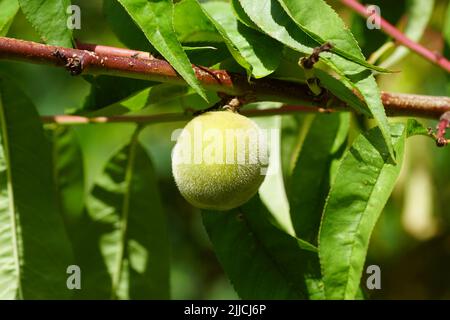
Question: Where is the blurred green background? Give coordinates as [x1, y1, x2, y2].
[1, 0, 449, 299]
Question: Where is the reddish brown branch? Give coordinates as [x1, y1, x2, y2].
[341, 0, 450, 73]
[0, 37, 449, 119]
[436, 111, 450, 146]
[0, 37, 316, 105]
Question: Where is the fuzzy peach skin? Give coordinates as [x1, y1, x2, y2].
[172, 110, 269, 211]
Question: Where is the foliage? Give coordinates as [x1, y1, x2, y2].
[0, 0, 448, 299]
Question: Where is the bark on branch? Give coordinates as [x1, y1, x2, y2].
[0, 37, 449, 119]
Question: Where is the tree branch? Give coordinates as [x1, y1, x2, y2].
[0, 37, 449, 120]
[340, 0, 450, 73]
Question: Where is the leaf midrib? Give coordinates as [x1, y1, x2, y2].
[0, 92, 23, 299]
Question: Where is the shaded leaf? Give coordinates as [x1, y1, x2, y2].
[203, 195, 324, 299]
[201, 1, 283, 78]
[74, 133, 170, 299]
[0, 78, 73, 299]
[52, 126, 85, 222]
[87, 83, 198, 117]
[117, 0, 207, 100]
[103, 0, 155, 52]
[314, 69, 370, 116]
[278, 0, 391, 73]
[319, 123, 406, 299]
[289, 113, 350, 244]
[184, 42, 231, 66]
[74, 123, 136, 193]
[82, 75, 156, 112]
[18, 0, 73, 47]
[174, 0, 222, 43]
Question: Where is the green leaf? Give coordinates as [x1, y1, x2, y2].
[289, 113, 350, 244]
[0, 0, 19, 36]
[406, 119, 431, 138]
[78, 133, 170, 299]
[319, 123, 406, 299]
[117, 0, 207, 100]
[74, 123, 136, 194]
[254, 110, 294, 234]
[103, 0, 155, 52]
[237, 0, 317, 54]
[347, 71, 394, 159]
[86, 83, 198, 118]
[200, 1, 283, 78]
[203, 195, 324, 299]
[0, 78, 73, 299]
[237, 0, 394, 160]
[445, 2, 450, 95]
[52, 126, 85, 222]
[380, 0, 435, 68]
[184, 43, 231, 67]
[18, 0, 73, 47]
[230, 0, 259, 29]
[314, 69, 370, 116]
[277, 0, 391, 73]
[173, 0, 222, 43]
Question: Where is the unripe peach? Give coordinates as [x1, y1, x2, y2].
[172, 110, 268, 211]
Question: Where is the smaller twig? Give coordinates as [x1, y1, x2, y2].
[300, 42, 334, 69]
[192, 100, 222, 116]
[428, 111, 450, 147]
[222, 96, 246, 113]
[194, 93, 247, 116]
[300, 42, 334, 97]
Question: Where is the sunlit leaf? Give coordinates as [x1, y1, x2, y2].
[52, 126, 85, 222]
[319, 123, 406, 299]
[238, 0, 394, 161]
[200, 1, 283, 78]
[289, 113, 350, 244]
[174, 0, 222, 43]
[117, 0, 208, 100]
